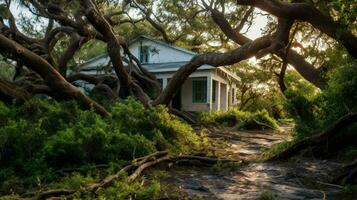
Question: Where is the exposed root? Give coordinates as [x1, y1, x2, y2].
[23, 151, 239, 200]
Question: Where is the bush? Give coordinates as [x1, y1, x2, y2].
[0, 97, 204, 194]
[236, 110, 279, 130]
[199, 109, 279, 130]
[282, 55, 357, 154]
[259, 189, 277, 200]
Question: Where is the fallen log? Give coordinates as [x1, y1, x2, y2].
[269, 112, 357, 161]
[23, 151, 239, 200]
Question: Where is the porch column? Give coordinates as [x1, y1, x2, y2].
[162, 78, 168, 89]
[207, 75, 212, 111]
[217, 82, 221, 111]
[228, 85, 231, 107]
[225, 85, 229, 111]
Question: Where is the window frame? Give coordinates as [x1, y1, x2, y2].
[212, 80, 218, 103]
[139, 45, 150, 63]
[192, 79, 207, 103]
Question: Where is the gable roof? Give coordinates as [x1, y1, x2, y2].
[76, 35, 239, 81]
[130, 35, 198, 56]
[143, 61, 213, 73]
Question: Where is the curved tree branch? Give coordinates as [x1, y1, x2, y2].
[236, 0, 357, 58]
[153, 36, 271, 105]
[208, 7, 327, 89]
[0, 34, 109, 116]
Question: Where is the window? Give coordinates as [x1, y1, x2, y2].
[192, 79, 207, 103]
[212, 80, 218, 103]
[140, 45, 150, 63]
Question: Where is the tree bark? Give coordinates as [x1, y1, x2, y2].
[0, 34, 109, 116]
[208, 7, 327, 89]
[153, 36, 272, 105]
[236, 0, 357, 58]
[81, 0, 152, 105]
[0, 79, 31, 103]
[269, 112, 357, 160]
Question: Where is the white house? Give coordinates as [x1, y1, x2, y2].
[76, 35, 239, 112]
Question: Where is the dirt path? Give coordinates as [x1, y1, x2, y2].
[164, 126, 348, 200]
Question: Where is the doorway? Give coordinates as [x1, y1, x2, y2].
[172, 89, 181, 110]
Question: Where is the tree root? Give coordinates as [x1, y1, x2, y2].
[332, 158, 357, 185]
[23, 151, 239, 200]
[268, 112, 357, 161]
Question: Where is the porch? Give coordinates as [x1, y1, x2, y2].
[157, 71, 237, 112]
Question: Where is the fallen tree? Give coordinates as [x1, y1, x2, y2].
[20, 151, 240, 200]
[1, 0, 355, 120]
[268, 112, 357, 161]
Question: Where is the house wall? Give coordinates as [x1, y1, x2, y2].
[181, 77, 211, 112]
[210, 68, 238, 111]
[76, 36, 240, 112]
[155, 70, 212, 112]
[155, 68, 239, 112]
[129, 39, 194, 64]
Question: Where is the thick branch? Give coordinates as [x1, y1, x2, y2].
[269, 112, 357, 160]
[81, 0, 151, 105]
[58, 34, 86, 76]
[0, 79, 31, 103]
[153, 36, 271, 105]
[209, 7, 327, 89]
[236, 0, 357, 58]
[0, 34, 109, 116]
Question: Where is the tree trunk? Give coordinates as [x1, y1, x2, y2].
[0, 79, 31, 103]
[269, 112, 357, 160]
[0, 34, 109, 116]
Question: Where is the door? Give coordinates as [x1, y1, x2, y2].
[172, 89, 181, 110]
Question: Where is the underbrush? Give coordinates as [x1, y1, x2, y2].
[0, 97, 207, 195]
[199, 109, 279, 130]
[264, 59, 357, 160]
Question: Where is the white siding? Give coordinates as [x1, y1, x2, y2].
[76, 36, 240, 112]
[129, 39, 194, 64]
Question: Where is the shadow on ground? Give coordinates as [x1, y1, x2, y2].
[163, 125, 349, 200]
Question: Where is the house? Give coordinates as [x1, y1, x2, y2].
[76, 35, 239, 112]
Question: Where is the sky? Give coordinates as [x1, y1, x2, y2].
[9, 1, 268, 41]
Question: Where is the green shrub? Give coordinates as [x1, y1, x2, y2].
[97, 175, 161, 200]
[0, 97, 204, 194]
[111, 98, 201, 153]
[281, 54, 357, 156]
[285, 63, 357, 133]
[199, 109, 279, 130]
[259, 189, 277, 200]
[236, 110, 279, 130]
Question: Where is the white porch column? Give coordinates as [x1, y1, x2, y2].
[207, 75, 212, 111]
[217, 82, 221, 111]
[227, 85, 231, 108]
[225, 85, 229, 111]
[163, 78, 168, 89]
